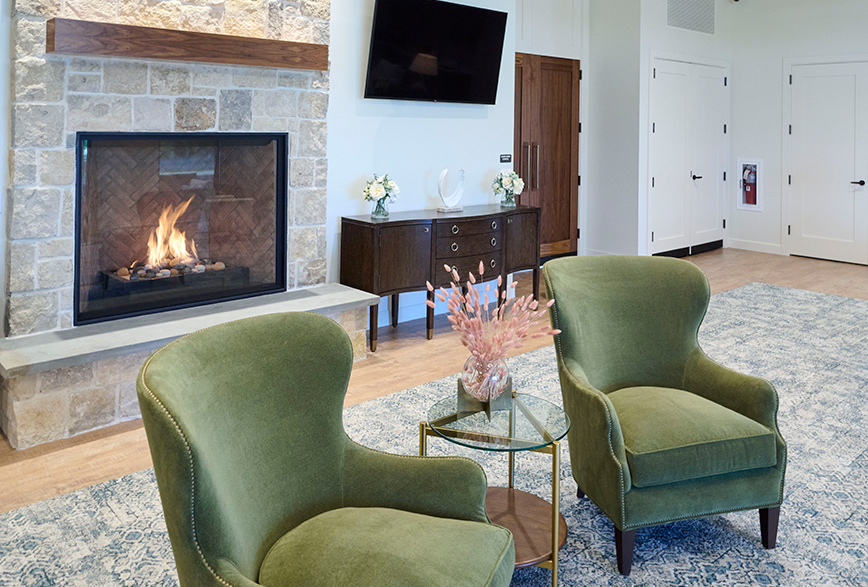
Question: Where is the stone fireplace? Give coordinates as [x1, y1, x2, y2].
[0, 0, 375, 450]
[9, 0, 332, 336]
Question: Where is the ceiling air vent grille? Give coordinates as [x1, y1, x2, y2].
[667, 0, 715, 34]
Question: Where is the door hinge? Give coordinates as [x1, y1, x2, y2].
[724, 76, 728, 87]
[652, 177, 655, 188]
[651, 231, 655, 242]
[579, 69, 583, 81]
[577, 228, 581, 239]
[577, 175, 581, 186]
[789, 125, 793, 135]
[652, 122, 656, 133]
[723, 219, 726, 229]
[788, 225, 792, 235]
[578, 122, 583, 133]
[788, 175, 792, 185]
[653, 68, 656, 79]
[789, 74, 793, 85]
[723, 171, 727, 181]
[724, 124, 727, 134]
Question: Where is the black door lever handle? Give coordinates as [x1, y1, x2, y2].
[851, 180, 865, 186]
[692, 175, 703, 180]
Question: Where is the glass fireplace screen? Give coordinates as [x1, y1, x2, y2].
[75, 133, 287, 325]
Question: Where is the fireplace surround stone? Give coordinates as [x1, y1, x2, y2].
[1, 284, 375, 449]
[3, 0, 336, 448]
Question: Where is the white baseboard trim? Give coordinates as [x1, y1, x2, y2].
[726, 239, 785, 256]
[585, 248, 621, 256]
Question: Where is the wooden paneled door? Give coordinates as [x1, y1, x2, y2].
[514, 53, 580, 257]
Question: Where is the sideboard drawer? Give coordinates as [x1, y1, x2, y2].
[436, 231, 503, 258]
[435, 252, 503, 286]
[436, 217, 503, 237]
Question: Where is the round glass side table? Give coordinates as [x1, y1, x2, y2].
[420, 392, 570, 586]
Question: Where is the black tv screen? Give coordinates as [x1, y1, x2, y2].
[364, 0, 508, 105]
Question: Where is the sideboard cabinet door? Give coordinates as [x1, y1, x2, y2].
[506, 210, 540, 272]
[378, 224, 432, 293]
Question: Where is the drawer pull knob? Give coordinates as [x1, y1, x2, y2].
[491, 238, 497, 246]
[507, 218, 513, 224]
[423, 227, 430, 233]
[491, 221, 498, 229]
[490, 259, 497, 268]
[451, 242, 459, 252]
[452, 225, 460, 234]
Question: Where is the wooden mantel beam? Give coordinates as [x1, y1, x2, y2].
[46, 18, 329, 71]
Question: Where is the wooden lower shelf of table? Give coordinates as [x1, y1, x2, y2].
[486, 486, 568, 568]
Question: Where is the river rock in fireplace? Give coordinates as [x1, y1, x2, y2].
[98, 259, 250, 300]
[114, 258, 227, 281]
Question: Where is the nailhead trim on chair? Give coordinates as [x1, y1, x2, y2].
[141, 324, 242, 587]
[545, 268, 629, 529]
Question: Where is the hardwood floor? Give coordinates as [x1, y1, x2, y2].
[1, 248, 866, 513]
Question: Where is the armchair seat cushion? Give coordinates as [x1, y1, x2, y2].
[259, 507, 515, 587]
[608, 387, 777, 488]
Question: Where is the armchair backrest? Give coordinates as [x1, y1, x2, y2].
[543, 255, 710, 393]
[137, 312, 354, 585]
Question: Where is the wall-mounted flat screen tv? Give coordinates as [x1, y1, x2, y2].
[364, 0, 508, 105]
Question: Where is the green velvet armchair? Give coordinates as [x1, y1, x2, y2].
[137, 312, 515, 587]
[543, 255, 786, 575]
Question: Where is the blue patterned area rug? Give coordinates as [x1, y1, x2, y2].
[2, 283, 867, 586]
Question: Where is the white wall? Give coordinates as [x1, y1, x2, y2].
[585, 0, 733, 256]
[728, 0, 868, 254]
[515, 0, 582, 60]
[326, 0, 516, 326]
[585, 0, 642, 255]
[1, 0, 10, 330]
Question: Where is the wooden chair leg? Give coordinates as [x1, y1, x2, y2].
[615, 528, 635, 575]
[760, 506, 780, 549]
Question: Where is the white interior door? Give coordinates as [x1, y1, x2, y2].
[650, 59, 727, 255]
[688, 66, 726, 247]
[790, 63, 868, 265]
[650, 61, 691, 254]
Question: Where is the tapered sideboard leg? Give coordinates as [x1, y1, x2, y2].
[390, 294, 399, 328]
[369, 303, 378, 352]
[426, 291, 434, 340]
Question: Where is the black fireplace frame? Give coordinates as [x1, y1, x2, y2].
[73, 131, 289, 326]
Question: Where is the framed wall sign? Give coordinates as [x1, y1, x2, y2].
[737, 158, 763, 211]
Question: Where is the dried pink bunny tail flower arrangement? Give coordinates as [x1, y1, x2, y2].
[426, 261, 560, 401]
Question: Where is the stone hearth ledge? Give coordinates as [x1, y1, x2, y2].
[0, 284, 378, 449]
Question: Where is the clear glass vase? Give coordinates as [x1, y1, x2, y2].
[371, 197, 390, 218]
[500, 192, 516, 207]
[460, 356, 510, 402]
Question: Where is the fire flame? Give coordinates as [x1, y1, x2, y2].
[147, 196, 199, 269]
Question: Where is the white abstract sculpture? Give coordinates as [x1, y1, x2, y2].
[437, 168, 465, 212]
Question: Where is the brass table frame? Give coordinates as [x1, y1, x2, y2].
[419, 396, 563, 587]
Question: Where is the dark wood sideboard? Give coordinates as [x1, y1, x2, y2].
[340, 204, 541, 351]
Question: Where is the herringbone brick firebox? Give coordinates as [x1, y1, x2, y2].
[76, 133, 287, 324]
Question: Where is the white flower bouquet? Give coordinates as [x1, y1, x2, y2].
[491, 170, 525, 206]
[363, 174, 400, 218]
